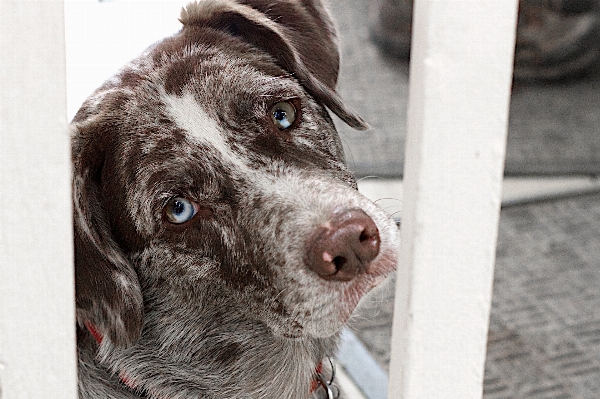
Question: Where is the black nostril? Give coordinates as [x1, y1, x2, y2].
[359, 225, 379, 246]
[305, 208, 381, 281]
[333, 256, 348, 271]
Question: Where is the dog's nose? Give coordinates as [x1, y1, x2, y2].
[306, 209, 381, 281]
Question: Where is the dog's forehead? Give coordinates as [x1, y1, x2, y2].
[108, 39, 307, 165]
[146, 28, 299, 100]
[129, 37, 333, 152]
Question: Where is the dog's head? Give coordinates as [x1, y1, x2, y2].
[72, 0, 398, 349]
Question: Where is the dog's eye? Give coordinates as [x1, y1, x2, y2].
[164, 197, 198, 224]
[270, 101, 296, 130]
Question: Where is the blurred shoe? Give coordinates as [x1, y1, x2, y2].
[515, 0, 600, 80]
[370, 0, 600, 81]
[370, 0, 414, 59]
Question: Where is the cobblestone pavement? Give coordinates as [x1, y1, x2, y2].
[349, 193, 600, 398]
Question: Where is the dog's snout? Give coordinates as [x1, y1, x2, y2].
[306, 209, 381, 281]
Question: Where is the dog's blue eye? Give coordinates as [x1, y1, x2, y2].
[271, 101, 296, 130]
[165, 197, 198, 224]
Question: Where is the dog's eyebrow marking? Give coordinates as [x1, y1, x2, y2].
[162, 91, 248, 171]
[162, 91, 285, 194]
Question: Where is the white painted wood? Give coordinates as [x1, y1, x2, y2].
[387, 0, 518, 398]
[0, 1, 77, 398]
[501, 176, 600, 206]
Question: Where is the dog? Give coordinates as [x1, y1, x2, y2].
[72, 1, 399, 398]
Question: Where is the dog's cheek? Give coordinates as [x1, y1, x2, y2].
[137, 215, 265, 293]
[227, 189, 317, 336]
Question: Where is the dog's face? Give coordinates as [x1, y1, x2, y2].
[72, 0, 398, 352]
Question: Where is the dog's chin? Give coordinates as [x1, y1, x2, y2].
[273, 271, 393, 340]
[334, 273, 391, 326]
[274, 323, 344, 341]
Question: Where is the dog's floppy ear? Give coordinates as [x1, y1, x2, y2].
[180, 0, 368, 130]
[72, 123, 144, 349]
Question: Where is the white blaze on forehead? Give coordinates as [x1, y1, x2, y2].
[162, 91, 301, 201]
[162, 91, 247, 171]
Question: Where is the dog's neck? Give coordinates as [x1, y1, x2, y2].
[83, 322, 336, 398]
[78, 290, 339, 399]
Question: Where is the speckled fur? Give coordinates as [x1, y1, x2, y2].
[72, 1, 398, 398]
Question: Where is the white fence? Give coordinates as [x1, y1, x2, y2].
[388, 1, 518, 398]
[0, 1, 517, 398]
[0, 1, 77, 398]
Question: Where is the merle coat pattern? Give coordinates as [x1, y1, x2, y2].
[72, 1, 399, 398]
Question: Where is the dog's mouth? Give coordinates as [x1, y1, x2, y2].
[267, 202, 398, 338]
[281, 276, 392, 340]
[275, 245, 397, 340]
[338, 266, 393, 319]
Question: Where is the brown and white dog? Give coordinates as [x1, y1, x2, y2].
[72, 1, 399, 398]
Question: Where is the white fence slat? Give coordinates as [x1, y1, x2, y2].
[387, 0, 518, 398]
[0, 1, 77, 398]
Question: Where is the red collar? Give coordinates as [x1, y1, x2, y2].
[84, 322, 141, 390]
[84, 323, 336, 398]
[311, 361, 324, 392]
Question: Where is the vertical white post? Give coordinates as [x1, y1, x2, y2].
[0, 1, 77, 398]
[388, 1, 518, 398]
